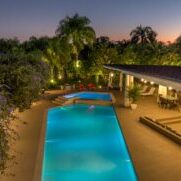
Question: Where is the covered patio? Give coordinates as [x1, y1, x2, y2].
[104, 64, 181, 108]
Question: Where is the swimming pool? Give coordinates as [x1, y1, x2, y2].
[42, 104, 137, 181]
[63, 92, 112, 101]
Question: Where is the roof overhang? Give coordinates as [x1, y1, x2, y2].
[104, 65, 181, 91]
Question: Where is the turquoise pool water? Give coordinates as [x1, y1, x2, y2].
[63, 92, 112, 101]
[42, 104, 137, 181]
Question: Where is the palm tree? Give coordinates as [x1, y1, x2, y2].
[42, 37, 71, 81]
[130, 25, 157, 44]
[55, 14, 96, 78]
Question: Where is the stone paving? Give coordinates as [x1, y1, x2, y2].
[113, 91, 181, 181]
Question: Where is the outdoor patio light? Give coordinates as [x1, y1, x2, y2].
[141, 78, 144, 82]
[110, 73, 114, 77]
[144, 80, 147, 83]
[150, 81, 154, 85]
[168, 86, 172, 90]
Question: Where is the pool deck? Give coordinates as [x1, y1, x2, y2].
[113, 90, 181, 181]
[0, 90, 181, 181]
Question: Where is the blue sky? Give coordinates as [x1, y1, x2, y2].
[0, 0, 181, 42]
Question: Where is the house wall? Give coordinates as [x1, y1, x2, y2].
[158, 85, 167, 96]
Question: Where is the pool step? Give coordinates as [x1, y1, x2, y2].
[75, 99, 113, 106]
[52, 97, 80, 106]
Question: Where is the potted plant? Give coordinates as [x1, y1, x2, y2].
[128, 84, 140, 110]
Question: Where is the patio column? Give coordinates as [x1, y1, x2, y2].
[123, 74, 130, 107]
[108, 72, 113, 88]
[123, 74, 134, 107]
[119, 72, 123, 92]
[129, 75, 134, 86]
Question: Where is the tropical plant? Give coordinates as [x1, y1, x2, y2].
[120, 45, 137, 64]
[0, 38, 20, 54]
[128, 85, 140, 103]
[42, 37, 71, 82]
[130, 25, 157, 44]
[55, 13, 96, 77]
[22, 36, 49, 53]
[83, 37, 120, 84]
[173, 35, 181, 55]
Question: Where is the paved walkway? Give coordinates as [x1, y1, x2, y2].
[113, 91, 181, 181]
[0, 90, 181, 181]
[0, 96, 55, 181]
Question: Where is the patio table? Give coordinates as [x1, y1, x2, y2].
[160, 95, 178, 101]
[160, 95, 179, 110]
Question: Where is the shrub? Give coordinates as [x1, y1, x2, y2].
[128, 84, 140, 103]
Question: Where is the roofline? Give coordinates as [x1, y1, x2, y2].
[104, 65, 181, 91]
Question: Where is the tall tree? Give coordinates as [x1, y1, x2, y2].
[55, 13, 96, 78]
[42, 37, 71, 81]
[130, 25, 157, 44]
[22, 36, 49, 53]
[173, 35, 181, 55]
[83, 37, 120, 84]
[0, 38, 20, 54]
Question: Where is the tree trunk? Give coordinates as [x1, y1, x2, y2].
[50, 67, 54, 80]
[63, 68, 68, 82]
[73, 52, 78, 80]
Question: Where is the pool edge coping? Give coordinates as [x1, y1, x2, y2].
[32, 92, 132, 181]
[64, 91, 115, 102]
[112, 103, 139, 181]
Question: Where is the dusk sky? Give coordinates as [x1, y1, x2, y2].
[0, 0, 181, 42]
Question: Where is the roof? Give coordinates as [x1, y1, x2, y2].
[104, 64, 181, 91]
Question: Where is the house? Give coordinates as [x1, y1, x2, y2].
[104, 64, 181, 107]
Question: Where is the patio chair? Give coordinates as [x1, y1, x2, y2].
[79, 84, 86, 91]
[168, 101, 180, 111]
[141, 87, 155, 96]
[158, 95, 169, 108]
[87, 83, 96, 90]
[140, 85, 148, 93]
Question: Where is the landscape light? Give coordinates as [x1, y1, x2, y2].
[58, 75, 62, 80]
[98, 85, 102, 89]
[150, 81, 154, 85]
[76, 61, 80, 68]
[141, 78, 144, 82]
[50, 79, 54, 83]
[144, 80, 147, 83]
